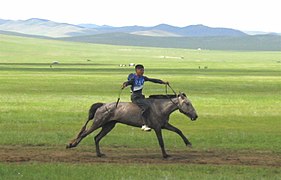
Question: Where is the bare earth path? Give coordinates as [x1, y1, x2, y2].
[0, 145, 280, 167]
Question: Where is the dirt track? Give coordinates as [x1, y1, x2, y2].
[0, 145, 280, 167]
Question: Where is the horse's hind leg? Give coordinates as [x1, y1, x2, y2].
[94, 121, 116, 157]
[67, 123, 101, 149]
[163, 123, 192, 147]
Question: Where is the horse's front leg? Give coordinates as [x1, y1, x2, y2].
[154, 128, 170, 158]
[163, 123, 192, 147]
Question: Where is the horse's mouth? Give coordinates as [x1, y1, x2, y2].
[179, 110, 198, 121]
[191, 117, 197, 121]
[190, 114, 198, 121]
[185, 113, 198, 121]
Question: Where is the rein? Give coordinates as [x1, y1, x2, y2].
[165, 83, 177, 96]
[115, 88, 123, 108]
[116, 83, 179, 109]
[165, 84, 185, 113]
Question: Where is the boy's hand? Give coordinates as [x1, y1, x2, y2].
[121, 83, 127, 89]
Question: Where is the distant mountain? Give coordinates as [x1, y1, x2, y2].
[0, 18, 280, 51]
[60, 33, 281, 51]
[78, 24, 113, 29]
[0, 18, 97, 37]
[0, 30, 53, 39]
[131, 30, 180, 37]
[77, 23, 247, 37]
[178, 24, 247, 37]
[78, 24, 101, 29]
[132, 24, 247, 37]
[0, 19, 9, 25]
[245, 31, 281, 36]
[0, 18, 250, 38]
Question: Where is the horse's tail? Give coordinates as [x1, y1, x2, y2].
[88, 102, 104, 120]
[76, 102, 104, 138]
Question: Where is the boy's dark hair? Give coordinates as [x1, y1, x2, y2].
[135, 64, 144, 70]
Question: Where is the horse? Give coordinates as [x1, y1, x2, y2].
[66, 92, 198, 158]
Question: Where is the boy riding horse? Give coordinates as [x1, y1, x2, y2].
[122, 64, 168, 131]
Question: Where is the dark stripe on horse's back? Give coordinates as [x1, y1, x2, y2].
[148, 94, 177, 99]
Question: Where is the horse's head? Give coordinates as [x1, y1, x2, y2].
[177, 92, 198, 121]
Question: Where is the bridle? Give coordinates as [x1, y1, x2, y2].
[165, 84, 187, 114]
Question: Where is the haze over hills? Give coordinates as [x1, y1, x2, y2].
[87, 23, 248, 37]
[0, 18, 249, 37]
[0, 18, 97, 37]
[59, 32, 281, 51]
[0, 18, 280, 51]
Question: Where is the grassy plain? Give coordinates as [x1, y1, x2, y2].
[0, 34, 280, 179]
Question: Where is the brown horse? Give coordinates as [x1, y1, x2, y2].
[66, 92, 198, 158]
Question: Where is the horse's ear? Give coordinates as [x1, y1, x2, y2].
[178, 92, 187, 98]
[177, 91, 181, 97]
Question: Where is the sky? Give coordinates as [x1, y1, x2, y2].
[0, 0, 280, 32]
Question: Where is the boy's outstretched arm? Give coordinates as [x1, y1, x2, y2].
[145, 76, 169, 85]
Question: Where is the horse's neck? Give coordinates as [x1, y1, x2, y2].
[159, 98, 179, 115]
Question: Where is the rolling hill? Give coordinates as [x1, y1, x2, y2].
[77, 23, 247, 37]
[0, 18, 280, 51]
[60, 32, 281, 51]
[0, 18, 247, 38]
[0, 18, 97, 38]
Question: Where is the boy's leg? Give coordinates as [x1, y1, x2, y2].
[135, 99, 151, 131]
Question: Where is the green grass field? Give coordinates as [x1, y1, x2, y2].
[0, 34, 280, 179]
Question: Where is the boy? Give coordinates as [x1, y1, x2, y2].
[122, 64, 168, 131]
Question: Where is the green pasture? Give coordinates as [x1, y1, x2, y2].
[1, 163, 280, 180]
[0, 34, 280, 179]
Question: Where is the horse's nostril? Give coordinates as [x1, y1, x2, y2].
[192, 115, 198, 120]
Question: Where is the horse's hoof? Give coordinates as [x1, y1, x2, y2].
[163, 154, 171, 159]
[97, 153, 106, 157]
[66, 144, 73, 149]
[187, 143, 192, 148]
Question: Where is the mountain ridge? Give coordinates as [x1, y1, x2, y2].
[0, 18, 280, 51]
[0, 18, 250, 37]
[0, 18, 97, 37]
[59, 32, 281, 51]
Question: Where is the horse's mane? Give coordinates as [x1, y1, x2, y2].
[148, 94, 177, 99]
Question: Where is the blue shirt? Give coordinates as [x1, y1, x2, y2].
[125, 74, 164, 95]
